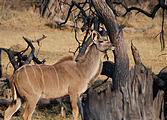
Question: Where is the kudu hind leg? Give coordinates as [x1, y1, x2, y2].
[23, 97, 39, 120]
[4, 98, 22, 120]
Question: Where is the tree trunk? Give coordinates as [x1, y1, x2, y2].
[92, 0, 129, 90]
[82, 0, 164, 120]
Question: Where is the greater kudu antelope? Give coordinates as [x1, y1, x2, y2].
[4, 30, 115, 120]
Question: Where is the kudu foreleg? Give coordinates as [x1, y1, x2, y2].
[4, 98, 22, 120]
[77, 95, 84, 120]
[70, 94, 79, 120]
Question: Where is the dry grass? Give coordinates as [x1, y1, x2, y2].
[0, 1, 167, 119]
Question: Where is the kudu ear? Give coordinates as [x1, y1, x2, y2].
[92, 30, 100, 44]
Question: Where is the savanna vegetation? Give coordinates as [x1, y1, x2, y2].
[0, 0, 167, 120]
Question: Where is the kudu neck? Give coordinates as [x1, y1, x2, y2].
[77, 44, 104, 74]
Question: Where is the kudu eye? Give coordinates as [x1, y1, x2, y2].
[99, 40, 103, 43]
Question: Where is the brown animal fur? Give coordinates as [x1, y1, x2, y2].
[4, 31, 114, 120]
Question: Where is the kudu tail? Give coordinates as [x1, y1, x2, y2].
[10, 76, 17, 103]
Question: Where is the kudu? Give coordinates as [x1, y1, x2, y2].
[4, 30, 115, 120]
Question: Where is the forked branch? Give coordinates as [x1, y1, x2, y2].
[1, 35, 46, 72]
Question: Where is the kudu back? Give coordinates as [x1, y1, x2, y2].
[4, 30, 115, 120]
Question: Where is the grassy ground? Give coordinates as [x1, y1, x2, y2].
[0, 1, 167, 119]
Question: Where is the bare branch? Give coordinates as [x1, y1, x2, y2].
[112, 1, 161, 18]
[75, 36, 92, 61]
[22, 37, 35, 65]
[22, 36, 46, 65]
[72, 1, 88, 18]
[60, 1, 75, 26]
[33, 56, 46, 64]
[1, 35, 46, 73]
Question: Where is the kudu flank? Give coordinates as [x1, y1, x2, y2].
[4, 30, 114, 120]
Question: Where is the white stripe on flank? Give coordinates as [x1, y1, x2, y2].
[30, 65, 41, 89]
[13, 85, 17, 100]
[51, 66, 60, 89]
[24, 66, 36, 94]
[37, 65, 45, 90]
[31, 65, 37, 82]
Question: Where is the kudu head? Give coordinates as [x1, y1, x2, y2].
[92, 30, 115, 52]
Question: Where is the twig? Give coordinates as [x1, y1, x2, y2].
[160, 8, 165, 50]
[60, 2, 75, 26]
[69, 47, 80, 56]
[74, 23, 81, 46]
[30, 35, 47, 45]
